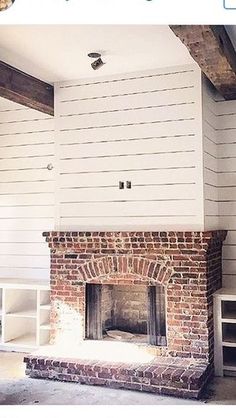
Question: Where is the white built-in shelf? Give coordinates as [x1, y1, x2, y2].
[224, 364, 236, 372]
[214, 288, 236, 377]
[222, 317, 236, 324]
[5, 333, 36, 347]
[40, 323, 50, 330]
[0, 279, 50, 352]
[222, 340, 236, 347]
[0, 278, 49, 290]
[223, 342, 236, 349]
[214, 288, 236, 297]
[40, 304, 50, 310]
[6, 309, 37, 318]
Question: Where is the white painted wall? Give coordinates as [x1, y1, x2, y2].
[216, 98, 236, 288]
[0, 98, 55, 281]
[202, 77, 219, 230]
[202, 78, 236, 288]
[55, 64, 204, 231]
[3, 64, 234, 284]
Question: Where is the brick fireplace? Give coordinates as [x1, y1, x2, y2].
[24, 230, 227, 399]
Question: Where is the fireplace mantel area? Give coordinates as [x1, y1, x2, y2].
[24, 230, 227, 399]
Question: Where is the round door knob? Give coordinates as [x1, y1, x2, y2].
[47, 163, 54, 171]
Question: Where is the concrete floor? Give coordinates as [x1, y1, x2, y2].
[0, 352, 236, 405]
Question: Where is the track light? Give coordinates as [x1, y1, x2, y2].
[88, 52, 105, 71]
[91, 57, 105, 71]
[0, 0, 15, 12]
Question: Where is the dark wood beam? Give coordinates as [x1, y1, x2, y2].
[0, 60, 54, 115]
[170, 25, 236, 101]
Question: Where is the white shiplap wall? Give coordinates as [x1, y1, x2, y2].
[0, 65, 223, 283]
[0, 98, 55, 281]
[202, 77, 219, 230]
[203, 79, 236, 288]
[216, 98, 236, 288]
[55, 65, 204, 231]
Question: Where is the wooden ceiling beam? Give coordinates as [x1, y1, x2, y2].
[0, 60, 54, 115]
[170, 25, 236, 101]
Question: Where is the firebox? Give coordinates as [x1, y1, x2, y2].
[85, 284, 167, 346]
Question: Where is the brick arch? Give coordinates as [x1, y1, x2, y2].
[77, 255, 174, 286]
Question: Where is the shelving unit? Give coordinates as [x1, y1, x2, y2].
[0, 279, 50, 352]
[38, 289, 51, 346]
[214, 288, 236, 376]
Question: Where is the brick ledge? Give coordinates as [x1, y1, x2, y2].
[24, 355, 211, 399]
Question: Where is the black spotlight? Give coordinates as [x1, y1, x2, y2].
[0, 0, 15, 12]
[88, 52, 105, 71]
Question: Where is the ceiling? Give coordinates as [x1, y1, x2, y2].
[0, 25, 194, 83]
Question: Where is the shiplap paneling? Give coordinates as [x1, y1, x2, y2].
[203, 78, 236, 288]
[2, 65, 236, 285]
[55, 65, 204, 230]
[202, 78, 219, 230]
[0, 98, 55, 281]
[216, 96, 236, 288]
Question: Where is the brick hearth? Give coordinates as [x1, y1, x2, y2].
[24, 355, 210, 399]
[24, 230, 227, 399]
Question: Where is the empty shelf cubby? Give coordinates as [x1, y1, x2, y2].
[5, 289, 37, 317]
[0, 280, 50, 352]
[222, 301, 236, 322]
[222, 323, 236, 345]
[223, 346, 236, 369]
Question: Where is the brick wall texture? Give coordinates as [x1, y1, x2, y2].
[43, 230, 227, 365]
[101, 284, 148, 335]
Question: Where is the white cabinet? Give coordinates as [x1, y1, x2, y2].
[214, 288, 236, 376]
[0, 279, 50, 352]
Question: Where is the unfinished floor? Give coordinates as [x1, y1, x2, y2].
[0, 352, 236, 405]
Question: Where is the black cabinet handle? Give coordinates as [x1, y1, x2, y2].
[119, 181, 132, 189]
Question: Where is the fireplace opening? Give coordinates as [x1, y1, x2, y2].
[85, 283, 167, 346]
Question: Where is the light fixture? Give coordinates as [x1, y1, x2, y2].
[0, 0, 15, 12]
[88, 52, 105, 71]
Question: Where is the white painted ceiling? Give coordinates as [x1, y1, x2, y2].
[0, 25, 194, 83]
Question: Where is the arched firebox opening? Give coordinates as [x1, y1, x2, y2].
[85, 282, 166, 346]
